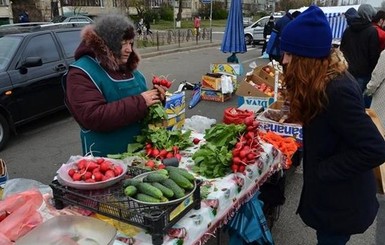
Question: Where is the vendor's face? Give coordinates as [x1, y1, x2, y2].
[119, 39, 134, 65]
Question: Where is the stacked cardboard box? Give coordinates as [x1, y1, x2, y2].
[200, 73, 232, 102]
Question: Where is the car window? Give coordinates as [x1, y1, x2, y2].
[56, 30, 81, 58]
[23, 34, 60, 63]
[259, 18, 269, 27]
[0, 36, 22, 71]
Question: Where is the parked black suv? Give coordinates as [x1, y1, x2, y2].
[0, 26, 83, 150]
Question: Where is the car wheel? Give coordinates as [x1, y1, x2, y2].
[0, 114, 10, 151]
[245, 34, 253, 45]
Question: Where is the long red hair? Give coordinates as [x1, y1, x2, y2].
[283, 49, 348, 125]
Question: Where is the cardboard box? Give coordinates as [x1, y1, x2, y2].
[253, 65, 284, 85]
[201, 88, 231, 102]
[257, 101, 303, 143]
[210, 63, 242, 76]
[202, 74, 222, 90]
[366, 109, 385, 194]
[151, 92, 185, 130]
[236, 74, 276, 109]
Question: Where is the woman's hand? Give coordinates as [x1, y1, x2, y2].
[141, 89, 161, 107]
[153, 84, 166, 101]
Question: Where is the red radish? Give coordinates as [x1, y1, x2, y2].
[158, 164, 166, 169]
[100, 161, 111, 173]
[193, 138, 201, 144]
[113, 165, 123, 176]
[72, 172, 82, 181]
[93, 172, 103, 181]
[105, 170, 116, 178]
[238, 165, 246, 173]
[244, 116, 254, 126]
[145, 160, 155, 168]
[159, 149, 168, 158]
[166, 152, 174, 159]
[68, 169, 75, 177]
[174, 153, 182, 161]
[231, 164, 239, 173]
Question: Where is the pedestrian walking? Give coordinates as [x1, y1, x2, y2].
[280, 5, 385, 245]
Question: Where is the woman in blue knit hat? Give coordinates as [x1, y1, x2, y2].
[280, 5, 385, 245]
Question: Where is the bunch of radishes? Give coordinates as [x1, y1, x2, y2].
[152, 75, 172, 89]
[67, 158, 124, 183]
[230, 116, 263, 173]
[144, 143, 182, 162]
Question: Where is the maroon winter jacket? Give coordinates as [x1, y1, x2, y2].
[64, 25, 148, 132]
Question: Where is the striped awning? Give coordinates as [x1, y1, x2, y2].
[325, 12, 347, 39]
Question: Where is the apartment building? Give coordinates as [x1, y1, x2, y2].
[0, 0, 270, 25]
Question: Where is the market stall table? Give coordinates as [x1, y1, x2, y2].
[1, 132, 286, 245]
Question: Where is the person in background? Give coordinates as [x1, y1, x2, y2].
[261, 16, 275, 55]
[280, 5, 385, 245]
[344, 7, 360, 26]
[372, 10, 385, 50]
[366, 49, 385, 129]
[267, 10, 299, 63]
[18, 10, 29, 23]
[63, 14, 165, 157]
[194, 15, 201, 37]
[137, 18, 144, 36]
[340, 4, 380, 108]
[144, 18, 152, 36]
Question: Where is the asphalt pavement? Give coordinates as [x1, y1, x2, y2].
[137, 41, 385, 245]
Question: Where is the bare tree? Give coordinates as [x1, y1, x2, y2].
[176, 0, 183, 21]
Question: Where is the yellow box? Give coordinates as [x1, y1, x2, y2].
[202, 74, 222, 90]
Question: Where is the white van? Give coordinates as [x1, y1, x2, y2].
[244, 15, 283, 45]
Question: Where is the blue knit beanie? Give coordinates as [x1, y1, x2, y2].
[281, 5, 332, 58]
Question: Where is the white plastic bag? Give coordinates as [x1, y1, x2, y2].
[221, 75, 234, 94]
[183, 115, 216, 133]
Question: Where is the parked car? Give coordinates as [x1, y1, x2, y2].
[52, 15, 94, 23]
[0, 26, 82, 150]
[243, 17, 253, 27]
[244, 15, 283, 45]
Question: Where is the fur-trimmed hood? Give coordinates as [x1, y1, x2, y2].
[74, 25, 140, 71]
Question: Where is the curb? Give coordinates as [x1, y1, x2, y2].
[139, 41, 221, 59]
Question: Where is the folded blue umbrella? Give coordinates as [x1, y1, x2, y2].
[188, 84, 201, 109]
[225, 191, 274, 245]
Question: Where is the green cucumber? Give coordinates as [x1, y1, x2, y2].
[169, 171, 194, 190]
[166, 166, 195, 182]
[161, 179, 185, 199]
[152, 182, 174, 198]
[137, 182, 163, 199]
[136, 193, 161, 203]
[122, 179, 141, 188]
[124, 186, 137, 197]
[143, 172, 169, 182]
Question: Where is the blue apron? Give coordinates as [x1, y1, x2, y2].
[70, 56, 147, 156]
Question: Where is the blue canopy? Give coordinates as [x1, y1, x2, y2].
[221, 0, 247, 54]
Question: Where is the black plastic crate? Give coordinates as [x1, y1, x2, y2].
[50, 166, 201, 245]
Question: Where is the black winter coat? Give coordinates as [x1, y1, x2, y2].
[340, 18, 380, 77]
[297, 72, 385, 235]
